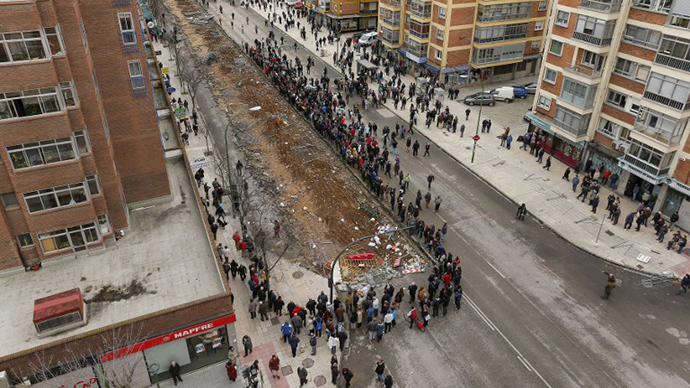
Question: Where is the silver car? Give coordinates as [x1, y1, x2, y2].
[464, 92, 496, 106]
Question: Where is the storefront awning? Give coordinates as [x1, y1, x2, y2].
[396, 49, 428, 64]
[526, 112, 552, 133]
[424, 63, 439, 73]
[442, 65, 470, 74]
[588, 140, 623, 160]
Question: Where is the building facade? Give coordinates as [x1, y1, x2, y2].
[0, 0, 170, 271]
[528, 0, 690, 224]
[378, 0, 549, 83]
[310, 0, 379, 31]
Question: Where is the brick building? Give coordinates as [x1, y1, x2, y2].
[378, 0, 550, 83]
[527, 0, 690, 226]
[310, 0, 379, 31]
[0, 0, 170, 271]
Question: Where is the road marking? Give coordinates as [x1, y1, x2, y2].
[485, 260, 507, 279]
[466, 294, 554, 388]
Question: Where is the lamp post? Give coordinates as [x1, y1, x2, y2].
[460, 74, 484, 164]
[328, 225, 415, 301]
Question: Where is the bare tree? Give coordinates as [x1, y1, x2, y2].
[21, 325, 148, 388]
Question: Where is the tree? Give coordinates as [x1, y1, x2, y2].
[178, 53, 208, 153]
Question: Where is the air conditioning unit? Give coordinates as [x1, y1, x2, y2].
[618, 143, 630, 153]
[33, 288, 88, 338]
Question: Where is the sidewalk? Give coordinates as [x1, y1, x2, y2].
[221, 2, 690, 278]
[154, 42, 343, 388]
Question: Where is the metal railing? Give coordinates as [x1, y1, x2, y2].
[655, 52, 690, 72]
[572, 31, 612, 46]
[477, 12, 530, 23]
[563, 64, 603, 79]
[623, 153, 671, 176]
[633, 122, 681, 145]
[553, 118, 589, 138]
[643, 90, 689, 111]
[407, 28, 430, 39]
[580, 0, 622, 13]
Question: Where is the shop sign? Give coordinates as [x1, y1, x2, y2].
[441, 65, 470, 74]
[190, 156, 210, 170]
[174, 107, 187, 119]
[100, 314, 236, 363]
[664, 177, 690, 197]
[161, 68, 170, 75]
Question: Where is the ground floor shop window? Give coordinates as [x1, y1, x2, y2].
[661, 188, 685, 217]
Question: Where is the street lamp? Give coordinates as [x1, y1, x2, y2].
[459, 74, 484, 164]
[328, 225, 415, 301]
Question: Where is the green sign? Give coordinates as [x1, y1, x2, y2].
[174, 107, 187, 119]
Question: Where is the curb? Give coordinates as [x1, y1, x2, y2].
[381, 106, 661, 279]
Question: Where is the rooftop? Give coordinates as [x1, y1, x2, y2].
[0, 157, 224, 358]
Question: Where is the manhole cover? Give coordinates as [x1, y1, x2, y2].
[314, 375, 327, 386]
[271, 317, 280, 325]
[605, 230, 615, 236]
[281, 365, 293, 376]
[293, 271, 304, 279]
[302, 358, 314, 368]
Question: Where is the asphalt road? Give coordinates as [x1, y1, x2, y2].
[187, 2, 690, 387]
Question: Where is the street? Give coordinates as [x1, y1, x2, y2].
[173, 1, 690, 387]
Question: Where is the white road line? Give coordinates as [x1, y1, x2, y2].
[485, 260, 507, 279]
[466, 294, 554, 388]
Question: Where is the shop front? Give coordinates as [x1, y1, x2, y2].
[617, 158, 663, 209]
[584, 141, 624, 189]
[525, 112, 584, 168]
[101, 314, 237, 384]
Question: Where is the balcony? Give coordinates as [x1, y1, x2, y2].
[622, 153, 671, 177]
[655, 52, 690, 72]
[572, 31, 612, 46]
[407, 28, 429, 40]
[632, 0, 673, 14]
[563, 64, 603, 79]
[580, 0, 622, 13]
[553, 118, 590, 138]
[643, 90, 690, 111]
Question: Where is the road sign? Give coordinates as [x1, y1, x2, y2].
[473, 135, 480, 142]
[161, 67, 170, 75]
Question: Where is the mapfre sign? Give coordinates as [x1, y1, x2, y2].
[100, 314, 235, 363]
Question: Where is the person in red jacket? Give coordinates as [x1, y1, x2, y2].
[408, 307, 417, 329]
[225, 360, 237, 381]
[443, 272, 452, 286]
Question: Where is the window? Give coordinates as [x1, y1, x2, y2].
[535, 21, 544, 31]
[127, 60, 145, 90]
[436, 28, 444, 41]
[555, 11, 570, 27]
[44, 26, 64, 56]
[477, 2, 531, 22]
[613, 58, 650, 83]
[626, 139, 674, 172]
[549, 40, 563, 56]
[531, 41, 540, 50]
[86, 175, 100, 195]
[554, 105, 591, 136]
[17, 233, 34, 248]
[598, 118, 619, 139]
[538, 1, 547, 11]
[23, 183, 88, 213]
[74, 130, 90, 154]
[2, 192, 19, 208]
[98, 215, 111, 235]
[434, 49, 442, 61]
[59, 81, 78, 107]
[79, 20, 88, 50]
[38, 222, 99, 253]
[0, 30, 46, 63]
[606, 90, 628, 109]
[7, 138, 76, 170]
[581, 50, 598, 67]
[474, 23, 527, 43]
[632, 0, 673, 13]
[118, 13, 137, 45]
[561, 78, 590, 107]
[544, 68, 557, 84]
[0, 87, 62, 121]
[537, 95, 552, 110]
[623, 24, 661, 49]
[438, 6, 446, 19]
[630, 98, 641, 114]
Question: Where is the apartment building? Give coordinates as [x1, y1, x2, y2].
[528, 0, 690, 223]
[311, 0, 379, 31]
[378, 0, 549, 83]
[0, 0, 170, 271]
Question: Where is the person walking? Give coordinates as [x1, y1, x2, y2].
[676, 274, 690, 295]
[269, 355, 281, 379]
[376, 320, 385, 342]
[342, 367, 354, 388]
[408, 283, 417, 303]
[562, 167, 571, 181]
[298, 366, 309, 386]
[543, 156, 552, 171]
[309, 330, 318, 355]
[385, 374, 394, 388]
[242, 335, 253, 357]
[408, 306, 418, 329]
[281, 320, 293, 342]
[375, 359, 386, 382]
[624, 212, 635, 230]
[602, 271, 616, 300]
[465, 108, 471, 120]
[423, 142, 431, 157]
[427, 174, 435, 189]
[288, 333, 300, 357]
[516, 203, 527, 221]
[591, 194, 599, 214]
[337, 329, 348, 351]
[259, 301, 269, 321]
[328, 334, 338, 354]
[331, 362, 340, 385]
[169, 361, 183, 386]
[248, 299, 257, 319]
[572, 175, 580, 193]
[225, 359, 237, 382]
[434, 195, 442, 212]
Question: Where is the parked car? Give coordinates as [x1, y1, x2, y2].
[512, 85, 528, 99]
[464, 92, 496, 106]
[524, 82, 537, 94]
[359, 31, 378, 46]
[489, 87, 515, 102]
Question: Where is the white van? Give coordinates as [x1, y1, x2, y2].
[359, 32, 378, 47]
[490, 86, 515, 102]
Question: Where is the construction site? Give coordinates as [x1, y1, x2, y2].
[163, 0, 427, 286]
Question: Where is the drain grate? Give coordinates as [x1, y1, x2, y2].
[302, 358, 315, 368]
[293, 271, 304, 279]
